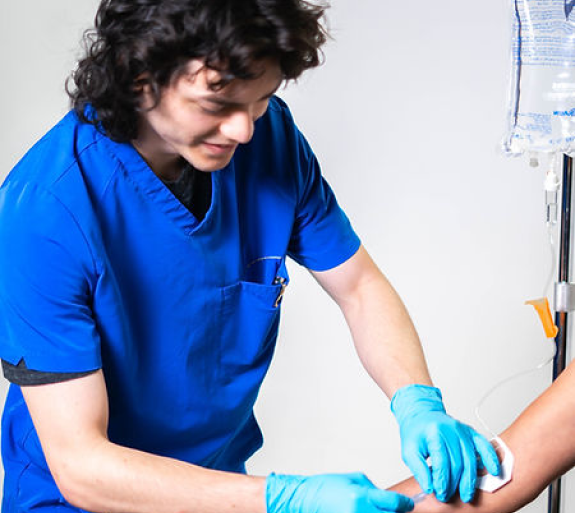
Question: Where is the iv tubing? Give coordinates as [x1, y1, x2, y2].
[411, 492, 427, 504]
[474, 170, 559, 439]
[474, 343, 556, 438]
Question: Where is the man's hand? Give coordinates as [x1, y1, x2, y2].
[391, 384, 501, 503]
[266, 472, 414, 513]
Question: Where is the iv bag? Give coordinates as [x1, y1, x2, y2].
[504, 0, 575, 156]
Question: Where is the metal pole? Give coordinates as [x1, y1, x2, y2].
[548, 154, 573, 513]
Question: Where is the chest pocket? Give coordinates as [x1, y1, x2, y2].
[218, 258, 289, 382]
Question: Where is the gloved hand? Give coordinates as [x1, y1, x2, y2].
[266, 472, 414, 513]
[391, 384, 500, 503]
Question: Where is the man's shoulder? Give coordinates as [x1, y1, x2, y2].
[248, 95, 300, 150]
[265, 95, 298, 127]
[0, 112, 116, 239]
[7, 111, 104, 189]
[267, 95, 289, 113]
[3, 110, 121, 213]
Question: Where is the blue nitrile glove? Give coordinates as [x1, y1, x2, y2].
[391, 384, 501, 503]
[266, 472, 414, 513]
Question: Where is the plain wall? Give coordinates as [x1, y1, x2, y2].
[0, 2, 572, 511]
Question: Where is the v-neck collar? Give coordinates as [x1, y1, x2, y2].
[100, 135, 223, 235]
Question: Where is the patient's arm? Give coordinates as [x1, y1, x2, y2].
[389, 360, 575, 513]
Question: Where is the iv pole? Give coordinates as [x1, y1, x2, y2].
[548, 154, 573, 513]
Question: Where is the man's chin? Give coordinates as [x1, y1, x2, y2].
[185, 155, 234, 173]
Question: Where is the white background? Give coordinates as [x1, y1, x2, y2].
[0, 1, 573, 511]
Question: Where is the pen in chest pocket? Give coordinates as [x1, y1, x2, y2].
[272, 276, 287, 307]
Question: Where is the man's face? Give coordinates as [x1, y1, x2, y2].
[134, 59, 283, 179]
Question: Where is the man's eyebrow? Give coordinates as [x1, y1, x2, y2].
[203, 81, 282, 105]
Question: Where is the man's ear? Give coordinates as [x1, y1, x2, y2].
[133, 73, 150, 92]
[133, 74, 154, 109]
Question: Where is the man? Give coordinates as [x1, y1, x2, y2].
[0, 1, 499, 512]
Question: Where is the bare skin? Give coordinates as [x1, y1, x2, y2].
[312, 245, 433, 396]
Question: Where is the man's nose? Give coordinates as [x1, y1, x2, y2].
[220, 109, 255, 144]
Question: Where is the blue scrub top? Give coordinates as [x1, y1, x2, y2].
[0, 96, 360, 510]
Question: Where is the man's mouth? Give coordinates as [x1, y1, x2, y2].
[202, 141, 236, 155]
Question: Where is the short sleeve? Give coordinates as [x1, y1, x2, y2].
[0, 180, 102, 373]
[287, 127, 361, 271]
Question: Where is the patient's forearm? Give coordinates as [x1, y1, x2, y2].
[389, 428, 546, 513]
[389, 361, 575, 512]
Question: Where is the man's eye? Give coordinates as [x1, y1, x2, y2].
[200, 104, 227, 115]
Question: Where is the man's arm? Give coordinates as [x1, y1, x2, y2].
[22, 370, 266, 513]
[23, 370, 414, 513]
[310, 245, 432, 397]
[388, 359, 575, 513]
[310, 245, 500, 503]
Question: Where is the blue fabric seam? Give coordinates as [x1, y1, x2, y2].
[45, 190, 101, 280]
[14, 424, 36, 504]
[93, 133, 134, 203]
[273, 102, 316, 219]
[50, 129, 123, 211]
[0, 177, 102, 282]
[51, 139, 100, 188]
[275, 105, 303, 221]
[14, 462, 32, 505]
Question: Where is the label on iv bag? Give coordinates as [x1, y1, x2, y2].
[504, 0, 575, 156]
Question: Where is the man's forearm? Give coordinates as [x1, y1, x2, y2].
[339, 252, 433, 396]
[56, 438, 266, 513]
[21, 373, 266, 513]
[311, 245, 432, 397]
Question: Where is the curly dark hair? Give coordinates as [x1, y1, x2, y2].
[67, 0, 329, 142]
